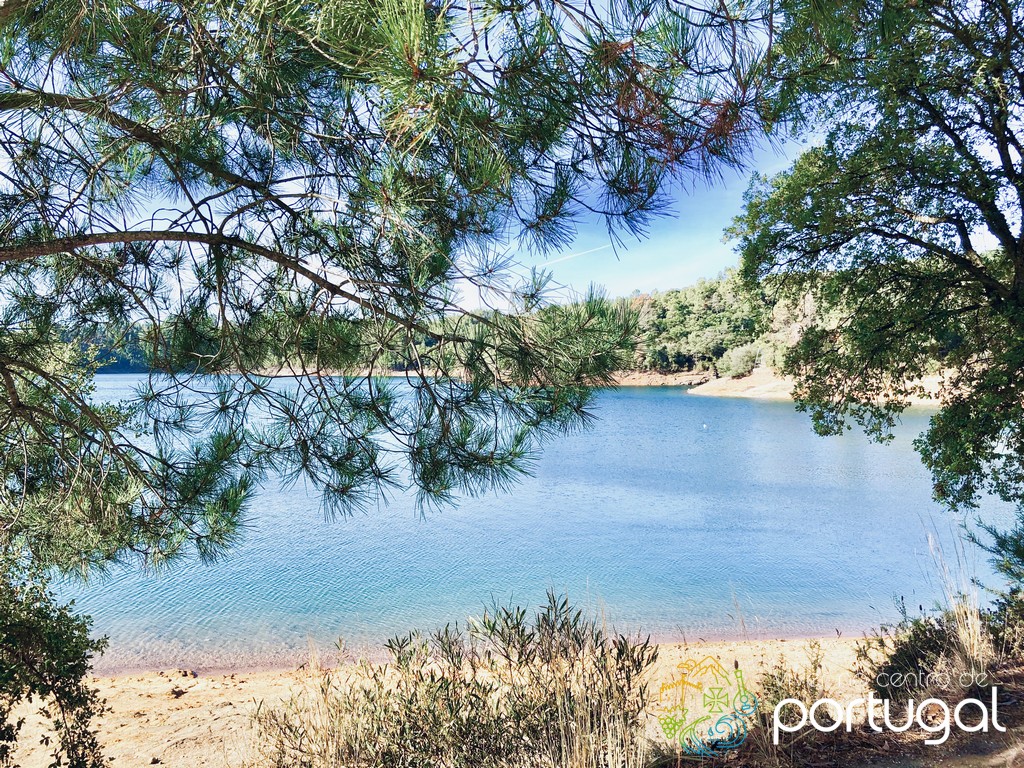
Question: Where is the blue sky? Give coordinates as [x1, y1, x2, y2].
[513, 140, 807, 299]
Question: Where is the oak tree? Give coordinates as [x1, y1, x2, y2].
[732, 0, 1024, 580]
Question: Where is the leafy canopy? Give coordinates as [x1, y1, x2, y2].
[731, 0, 1024, 578]
[639, 269, 766, 374]
[0, 0, 765, 573]
[0, 0, 768, 758]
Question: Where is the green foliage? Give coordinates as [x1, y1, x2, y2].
[252, 592, 659, 768]
[732, 0, 1024, 581]
[976, 514, 1024, 586]
[718, 341, 760, 378]
[87, 327, 148, 374]
[757, 641, 828, 727]
[855, 603, 955, 703]
[854, 595, 1007, 704]
[0, 336, 253, 573]
[0, 557, 108, 768]
[637, 270, 768, 375]
[986, 589, 1024, 658]
[0, 0, 765, 566]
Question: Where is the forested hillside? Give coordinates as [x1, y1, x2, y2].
[632, 270, 769, 377]
[93, 270, 798, 379]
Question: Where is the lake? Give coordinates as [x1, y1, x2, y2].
[65, 375, 1012, 672]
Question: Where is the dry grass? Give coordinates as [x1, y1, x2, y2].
[249, 592, 661, 768]
[933, 533, 997, 690]
[244, 565, 1024, 768]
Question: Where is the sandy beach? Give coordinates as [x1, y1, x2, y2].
[685, 366, 950, 406]
[686, 366, 795, 399]
[13, 637, 863, 768]
[609, 370, 711, 387]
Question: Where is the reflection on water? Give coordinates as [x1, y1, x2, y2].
[64, 376, 1012, 672]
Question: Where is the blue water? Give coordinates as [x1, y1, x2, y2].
[65, 375, 1013, 672]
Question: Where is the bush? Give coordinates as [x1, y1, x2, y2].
[253, 592, 658, 768]
[756, 641, 829, 729]
[0, 556, 108, 768]
[718, 343, 760, 378]
[985, 588, 1024, 659]
[854, 596, 997, 703]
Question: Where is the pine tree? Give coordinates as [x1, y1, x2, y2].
[0, 0, 765, 758]
[0, 0, 764, 568]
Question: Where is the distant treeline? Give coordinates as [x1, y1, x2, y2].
[629, 270, 765, 377]
[627, 269, 813, 378]
[88, 326, 150, 373]
[92, 271, 794, 379]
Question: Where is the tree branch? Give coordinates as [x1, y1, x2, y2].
[0, 230, 464, 343]
[0, 91, 271, 196]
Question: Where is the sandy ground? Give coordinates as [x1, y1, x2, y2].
[12, 637, 861, 768]
[687, 366, 796, 400]
[610, 370, 711, 387]
[13, 667, 286, 767]
[686, 367, 950, 406]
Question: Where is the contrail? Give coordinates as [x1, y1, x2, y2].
[543, 243, 612, 266]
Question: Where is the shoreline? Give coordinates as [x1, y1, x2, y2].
[608, 369, 711, 387]
[87, 626, 867, 678]
[630, 366, 948, 406]
[683, 365, 793, 399]
[158, 366, 946, 405]
[16, 636, 863, 768]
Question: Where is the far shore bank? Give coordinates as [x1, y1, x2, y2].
[246, 366, 713, 387]
[237, 366, 946, 406]
[15, 636, 863, 768]
[608, 369, 710, 387]
[648, 365, 947, 406]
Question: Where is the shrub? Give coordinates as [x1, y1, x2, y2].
[735, 642, 832, 767]
[0, 556, 108, 768]
[718, 343, 760, 379]
[756, 641, 829, 729]
[854, 596, 996, 703]
[253, 592, 658, 768]
[985, 588, 1024, 659]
